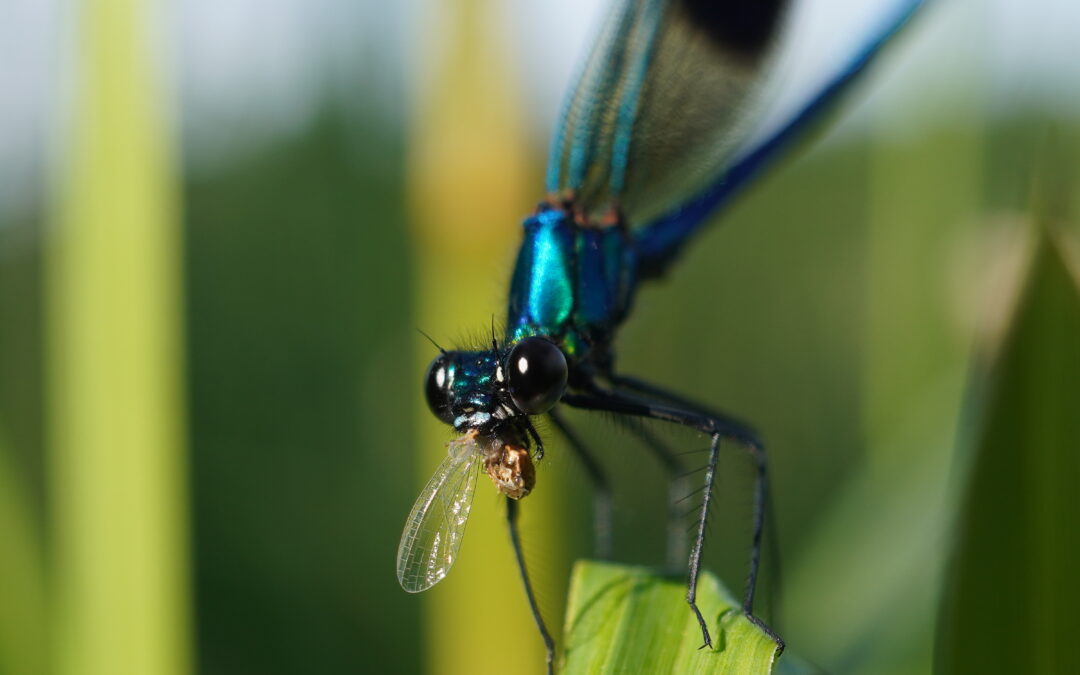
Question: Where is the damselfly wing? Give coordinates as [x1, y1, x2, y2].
[547, 0, 787, 226]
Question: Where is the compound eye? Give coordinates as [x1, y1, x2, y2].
[424, 354, 455, 424]
[507, 337, 568, 415]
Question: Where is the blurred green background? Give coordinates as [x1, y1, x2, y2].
[0, 0, 1077, 674]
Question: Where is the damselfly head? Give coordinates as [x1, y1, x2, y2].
[423, 336, 568, 432]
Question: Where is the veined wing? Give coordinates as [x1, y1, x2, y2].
[546, 0, 789, 225]
[397, 437, 485, 593]
[634, 0, 928, 273]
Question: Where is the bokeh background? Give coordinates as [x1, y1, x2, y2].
[1, 0, 1077, 674]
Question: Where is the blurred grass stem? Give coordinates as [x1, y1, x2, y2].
[47, 0, 191, 673]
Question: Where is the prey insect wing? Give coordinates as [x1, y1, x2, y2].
[396, 436, 485, 593]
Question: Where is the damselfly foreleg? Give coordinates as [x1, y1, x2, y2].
[607, 373, 758, 439]
[506, 497, 555, 674]
[561, 384, 783, 653]
[549, 409, 613, 559]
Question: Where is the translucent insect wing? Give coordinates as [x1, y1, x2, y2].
[546, 0, 789, 225]
[396, 442, 484, 593]
[547, 0, 927, 237]
[634, 0, 927, 263]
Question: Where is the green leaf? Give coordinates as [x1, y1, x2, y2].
[561, 560, 812, 675]
[935, 232, 1080, 673]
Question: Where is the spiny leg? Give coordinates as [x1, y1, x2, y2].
[606, 375, 784, 638]
[563, 384, 783, 653]
[607, 373, 782, 638]
[739, 437, 782, 648]
[688, 431, 722, 648]
[506, 497, 555, 674]
[549, 408, 613, 559]
[612, 383, 783, 650]
[612, 416, 687, 571]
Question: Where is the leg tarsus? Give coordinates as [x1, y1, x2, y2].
[745, 611, 785, 654]
[689, 600, 713, 650]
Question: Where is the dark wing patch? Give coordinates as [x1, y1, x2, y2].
[680, 0, 787, 56]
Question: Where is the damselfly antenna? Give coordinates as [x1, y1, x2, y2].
[416, 328, 446, 354]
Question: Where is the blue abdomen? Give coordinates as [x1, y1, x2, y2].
[507, 205, 636, 362]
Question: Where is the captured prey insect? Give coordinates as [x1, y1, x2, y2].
[397, 0, 928, 671]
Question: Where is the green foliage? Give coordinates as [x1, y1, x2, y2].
[935, 232, 1080, 673]
[0, 430, 45, 675]
[183, 109, 417, 673]
[562, 561, 813, 675]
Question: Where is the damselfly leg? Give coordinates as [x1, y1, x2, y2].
[506, 497, 555, 675]
[562, 383, 783, 653]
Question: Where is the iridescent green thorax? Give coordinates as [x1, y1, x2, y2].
[507, 204, 637, 366]
[435, 204, 637, 433]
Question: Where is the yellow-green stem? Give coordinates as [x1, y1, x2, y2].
[47, 0, 191, 673]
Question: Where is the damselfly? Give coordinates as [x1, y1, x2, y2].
[398, 0, 928, 671]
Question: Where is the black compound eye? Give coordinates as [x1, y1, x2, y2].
[424, 354, 455, 424]
[507, 337, 568, 415]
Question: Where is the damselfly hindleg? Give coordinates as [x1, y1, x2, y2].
[562, 383, 783, 653]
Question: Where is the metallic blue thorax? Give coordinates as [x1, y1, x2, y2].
[507, 205, 636, 364]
